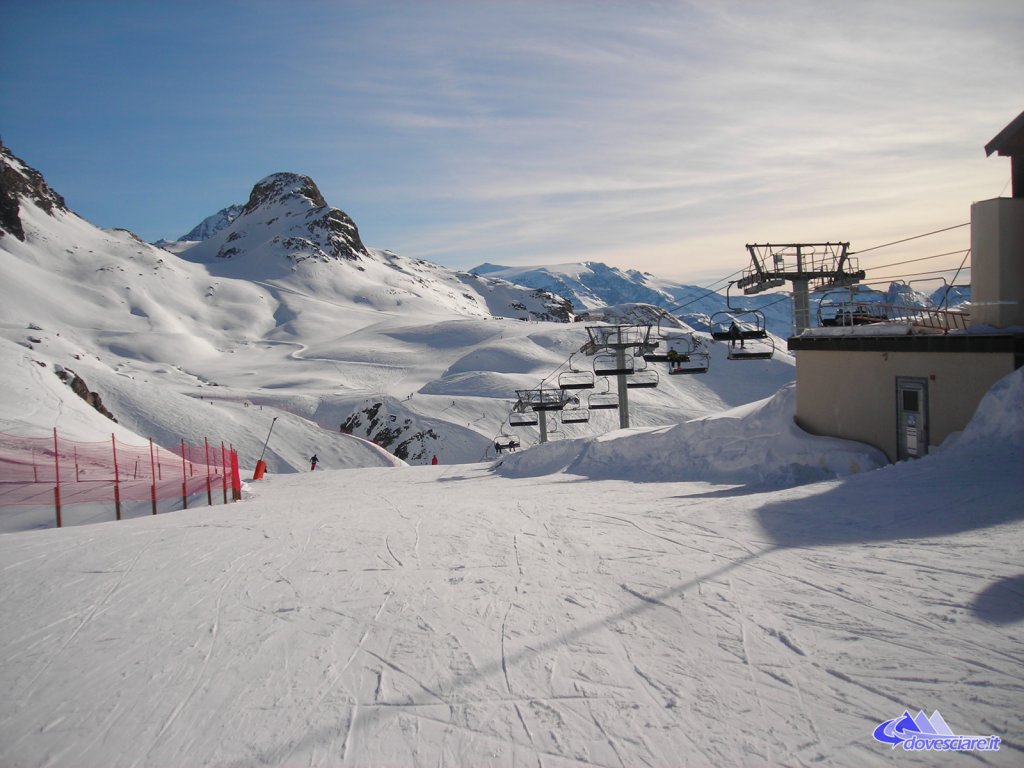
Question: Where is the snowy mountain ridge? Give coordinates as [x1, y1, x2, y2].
[178, 203, 243, 242]
[0, 142, 795, 475]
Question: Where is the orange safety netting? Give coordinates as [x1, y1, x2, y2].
[0, 430, 242, 523]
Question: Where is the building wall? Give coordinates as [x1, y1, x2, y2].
[793, 349, 1016, 462]
[971, 197, 1024, 328]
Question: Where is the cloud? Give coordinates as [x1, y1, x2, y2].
[3, 0, 1020, 281]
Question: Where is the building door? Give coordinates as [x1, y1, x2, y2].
[896, 377, 929, 460]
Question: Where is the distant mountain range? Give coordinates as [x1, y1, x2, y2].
[1, 140, 798, 469]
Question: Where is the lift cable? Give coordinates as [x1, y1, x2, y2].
[849, 223, 970, 256]
[661, 266, 749, 315]
[859, 267, 972, 283]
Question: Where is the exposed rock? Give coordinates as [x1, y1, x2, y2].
[54, 366, 118, 422]
[1, 139, 68, 241]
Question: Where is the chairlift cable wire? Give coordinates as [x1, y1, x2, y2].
[861, 248, 970, 271]
[849, 223, 969, 256]
[860, 267, 971, 282]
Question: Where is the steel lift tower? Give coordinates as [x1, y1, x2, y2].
[737, 242, 865, 334]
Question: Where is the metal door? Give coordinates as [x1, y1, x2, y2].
[896, 377, 929, 460]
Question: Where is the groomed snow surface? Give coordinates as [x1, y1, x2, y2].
[2, 370, 1021, 768]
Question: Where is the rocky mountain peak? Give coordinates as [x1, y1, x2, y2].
[0, 140, 68, 241]
[241, 172, 327, 216]
[196, 171, 371, 264]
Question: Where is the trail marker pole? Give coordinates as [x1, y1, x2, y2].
[253, 417, 277, 480]
[258, 417, 277, 463]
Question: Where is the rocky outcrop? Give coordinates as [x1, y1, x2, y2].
[54, 366, 118, 422]
[0, 140, 68, 241]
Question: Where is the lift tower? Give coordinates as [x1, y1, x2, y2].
[583, 324, 653, 429]
[737, 242, 864, 334]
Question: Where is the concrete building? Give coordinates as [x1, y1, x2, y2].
[788, 111, 1024, 462]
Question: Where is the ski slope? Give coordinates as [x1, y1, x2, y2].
[1, 370, 1021, 767]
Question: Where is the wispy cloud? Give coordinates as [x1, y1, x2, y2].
[2, 0, 1019, 280]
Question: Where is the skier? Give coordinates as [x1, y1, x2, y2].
[431, 454, 439, 465]
[310, 454, 319, 471]
[729, 320, 744, 348]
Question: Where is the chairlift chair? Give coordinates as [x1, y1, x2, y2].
[586, 378, 618, 410]
[560, 405, 591, 424]
[710, 310, 769, 342]
[593, 352, 635, 376]
[558, 369, 595, 390]
[508, 411, 538, 427]
[587, 392, 619, 410]
[711, 310, 774, 361]
[667, 335, 710, 374]
[626, 369, 659, 388]
[494, 433, 521, 452]
[643, 316, 689, 363]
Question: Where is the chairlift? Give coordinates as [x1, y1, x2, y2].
[587, 378, 619, 410]
[667, 335, 710, 374]
[493, 433, 521, 452]
[593, 351, 635, 376]
[626, 369, 659, 388]
[588, 393, 619, 410]
[558, 357, 596, 390]
[817, 286, 888, 327]
[508, 411, 538, 427]
[643, 316, 689, 363]
[710, 310, 774, 361]
[560, 405, 591, 424]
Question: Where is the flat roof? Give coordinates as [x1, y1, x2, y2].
[788, 332, 1024, 358]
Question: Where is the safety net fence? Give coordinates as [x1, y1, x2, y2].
[0, 429, 242, 530]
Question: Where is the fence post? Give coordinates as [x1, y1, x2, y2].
[149, 438, 157, 515]
[221, 442, 228, 505]
[229, 447, 241, 502]
[180, 439, 188, 510]
[204, 437, 213, 507]
[52, 428, 62, 528]
[33, 447, 38, 482]
[112, 433, 121, 521]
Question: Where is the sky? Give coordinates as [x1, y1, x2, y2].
[2, 0, 1022, 283]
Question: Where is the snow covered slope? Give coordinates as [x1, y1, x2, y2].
[0, 368, 1019, 767]
[1, 143, 795, 473]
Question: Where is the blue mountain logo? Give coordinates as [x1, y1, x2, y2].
[873, 709, 953, 746]
[873, 709, 1000, 752]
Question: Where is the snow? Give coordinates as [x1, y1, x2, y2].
[1, 369, 1021, 767]
[2, 150, 1022, 766]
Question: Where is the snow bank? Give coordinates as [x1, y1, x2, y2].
[940, 366, 1024, 449]
[495, 383, 887, 486]
[755, 367, 1024, 547]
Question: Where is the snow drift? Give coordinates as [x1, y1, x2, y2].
[494, 382, 888, 486]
